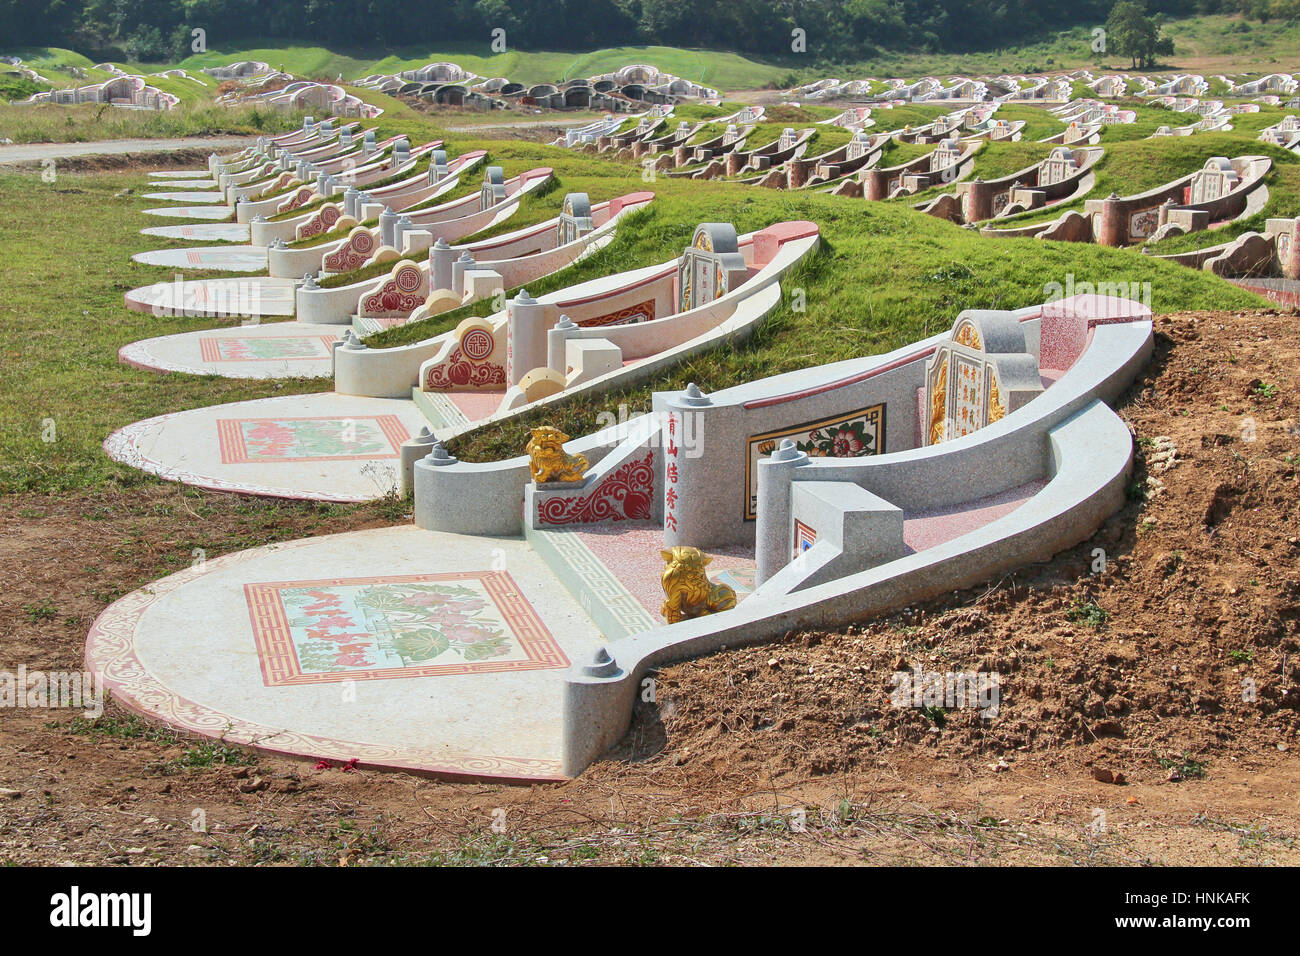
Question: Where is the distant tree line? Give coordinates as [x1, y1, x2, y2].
[0, 0, 1286, 66]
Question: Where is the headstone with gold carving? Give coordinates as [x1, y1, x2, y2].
[924, 312, 1043, 445]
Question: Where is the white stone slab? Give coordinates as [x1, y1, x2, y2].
[141, 222, 251, 243]
[124, 276, 297, 317]
[119, 321, 341, 379]
[87, 525, 603, 779]
[142, 205, 235, 220]
[142, 190, 228, 203]
[104, 392, 429, 501]
[132, 245, 269, 271]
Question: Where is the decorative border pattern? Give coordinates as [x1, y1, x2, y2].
[794, 519, 817, 556]
[198, 335, 338, 363]
[104, 414, 394, 502]
[216, 414, 409, 464]
[578, 298, 656, 328]
[360, 263, 426, 317]
[323, 229, 376, 272]
[538, 451, 655, 525]
[423, 346, 507, 390]
[245, 570, 569, 685]
[296, 203, 342, 240]
[277, 186, 316, 214]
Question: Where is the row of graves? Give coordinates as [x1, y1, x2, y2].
[979, 154, 1272, 248]
[353, 61, 716, 113]
[126, 118, 454, 307]
[566, 105, 773, 171]
[782, 68, 1299, 122]
[93, 139, 1159, 777]
[573, 102, 999, 197]
[127, 118, 657, 371]
[916, 145, 1104, 225]
[14, 69, 181, 110]
[784, 69, 1275, 106]
[216, 78, 381, 119]
[114, 204, 819, 501]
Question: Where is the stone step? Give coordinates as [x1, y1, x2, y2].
[409, 386, 469, 432]
[522, 524, 659, 642]
[351, 313, 397, 337]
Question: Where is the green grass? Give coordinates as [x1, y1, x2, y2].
[0, 73, 48, 102]
[0, 166, 339, 493]
[993, 104, 1066, 144]
[968, 140, 1056, 181]
[1161, 14, 1300, 70]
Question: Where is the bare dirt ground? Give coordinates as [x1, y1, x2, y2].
[1, 307, 1298, 866]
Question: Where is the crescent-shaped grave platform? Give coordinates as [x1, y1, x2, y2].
[103, 392, 428, 501]
[119, 321, 343, 378]
[140, 222, 251, 243]
[131, 245, 269, 271]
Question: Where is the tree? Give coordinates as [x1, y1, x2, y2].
[1105, 0, 1174, 69]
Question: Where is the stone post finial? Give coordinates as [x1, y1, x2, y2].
[425, 441, 457, 465]
[582, 646, 622, 677]
[681, 382, 711, 406]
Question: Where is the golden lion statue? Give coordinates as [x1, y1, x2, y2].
[660, 546, 737, 624]
[526, 426, 588, 483]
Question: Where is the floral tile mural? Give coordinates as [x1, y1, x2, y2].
[200, 335, 338, 362]
[744, 404, 885, 520]
[216, 415, 409, 464]
[245, 571, 569, 685]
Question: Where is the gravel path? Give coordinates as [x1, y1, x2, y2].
[0, 136, 256, 166]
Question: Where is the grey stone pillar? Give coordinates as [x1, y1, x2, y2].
[506, 290, 545, 385]
[429, 238, 454, 290]
[378, 206, 397, 248]
[754, 440, 810, 585]
[661, 384, 722, 548]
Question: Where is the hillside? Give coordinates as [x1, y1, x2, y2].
[7, 12, 1300, 95]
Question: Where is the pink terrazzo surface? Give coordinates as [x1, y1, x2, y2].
[574, 521, 756, 620]
[446, 389, 506, 421]
[902, 479, 1047, 553]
